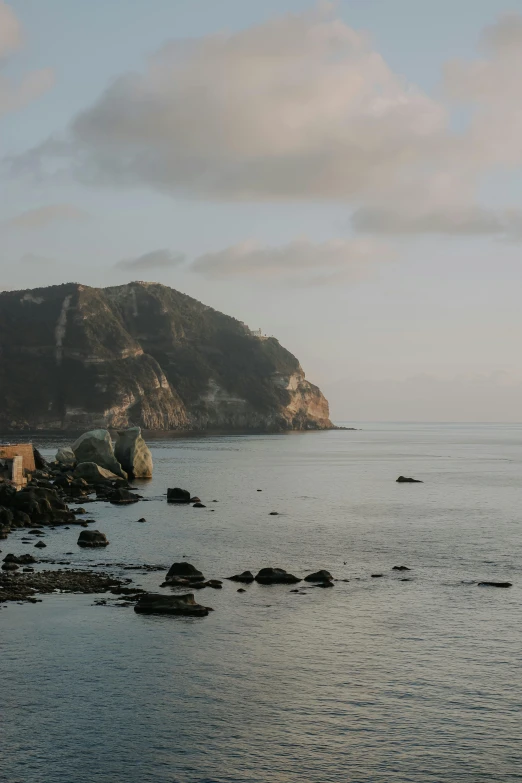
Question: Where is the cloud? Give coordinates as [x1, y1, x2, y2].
[6, 204, 90, 230]
[0, 2, 54, 117]
[191, 237, 391, 285]
[9, 6, 522, 243]
[14, 6, 447, 203]
[444, 12, 522, 170]
[352, 205, 522, 238]
[115, 248, 186, 271]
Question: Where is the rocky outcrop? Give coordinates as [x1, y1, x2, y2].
[114, 427, 153, 478]
[73, 430, 127, 478]
[0, 282, 333, 432]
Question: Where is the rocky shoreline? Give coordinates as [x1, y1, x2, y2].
[0, 428, 514, 613]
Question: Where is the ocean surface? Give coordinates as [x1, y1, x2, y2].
[1, 423, 521, 783]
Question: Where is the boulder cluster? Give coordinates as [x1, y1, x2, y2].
[58, 427, 153, 480]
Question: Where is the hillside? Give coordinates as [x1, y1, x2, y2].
[0, 282, 332, 432]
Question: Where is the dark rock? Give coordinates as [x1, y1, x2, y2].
[396, 476, 423, 483]
[108, 488, 140, 505]
[192, 502, 206, 508]
[269, 511, 279, 516]
[138, 517, 146, 523]
[371, 574, 384, 578]
[255, 567, 301, 584]
[227, 570, 255, 583]
[190, 497, 201, 503]
[161, 576, 191, 587]
[77, 530, 109, 548]
[392, 565, 411, 571]
[314, 580, 334, 588]
[237, 588, 246, 593]
[165, 562, 204, 583]
[134, 592, 210, 616]
[167, 488, 191, 504]
[2, 562, 19, 571]
[304, 569, 333, 582]
[206, 580, 223, 589]
[478, 581, 512, 588]
[3, 553, 36, 564]
[34, 541, 46, 548]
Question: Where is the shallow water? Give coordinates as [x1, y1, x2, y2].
[1, 424, 521, 782]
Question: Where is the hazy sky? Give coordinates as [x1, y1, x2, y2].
[2, 0, 522, 422]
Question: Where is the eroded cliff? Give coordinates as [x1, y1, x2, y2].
[0, 282, 332, 432]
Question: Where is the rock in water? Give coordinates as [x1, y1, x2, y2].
[255, 567, 301, 584]
[73, 430, 127, 479]
[396, 476, 423, 483]
[75, 462, 125, 484]
[77, 530, 109, 548]
[165, 562, 205, 583]
[477, 581, 512, 588]
[134, 592, 210, 616]
[107, 488, 140, 505]
[167, 488, 191, 504]
[304, 569, 334, 582]
[227, 571, 255, 583]
[55, 447, 76, 468]
[114, 427, 153, 479]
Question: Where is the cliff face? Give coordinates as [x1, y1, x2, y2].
[0, 282, 332, 432]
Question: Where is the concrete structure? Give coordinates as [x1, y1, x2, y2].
[0, 444, 35, 488]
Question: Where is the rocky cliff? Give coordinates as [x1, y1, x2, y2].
[0, 282, 333, 432]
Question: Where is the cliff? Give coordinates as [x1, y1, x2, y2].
[0, 282, 333, 432]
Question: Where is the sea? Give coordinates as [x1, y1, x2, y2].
[1, 423, 521, 783]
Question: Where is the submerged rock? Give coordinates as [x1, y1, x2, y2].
[396, 476, 423, 483]
[134, 592, 210, 616]
[392, 565, 411, 571]
[477, 581, 512, 588]
[114, 427, 153, 479]
[304, 569, 333, 582]
[255, 567, 300, 585]
[73, 430, 127, 479]
[77, 530, 109, 548]
[167, 488, 191, 503]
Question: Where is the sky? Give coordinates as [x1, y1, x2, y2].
[2, 0, 522, 422]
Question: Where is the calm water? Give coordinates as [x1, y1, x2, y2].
[1, 423, 521, 783]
